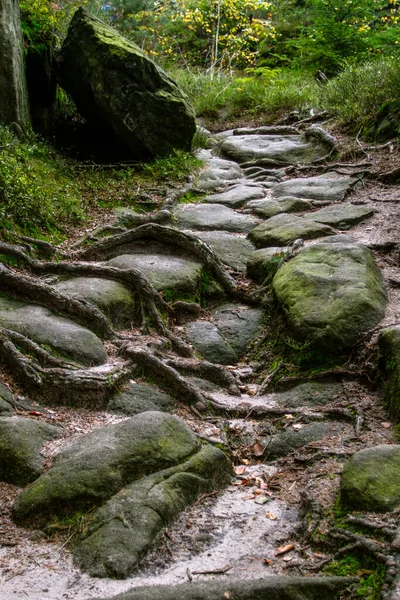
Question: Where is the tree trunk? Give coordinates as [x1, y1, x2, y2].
[0, 0, 30, 132]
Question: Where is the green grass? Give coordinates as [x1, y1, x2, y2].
[0, 126, 203, 241]
[320, 57, 400, 139]
[170, 67, 320, 126]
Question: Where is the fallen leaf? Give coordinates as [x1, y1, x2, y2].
[253, 439, 264, 457]
[283, 555, 293, 562]
[265, 512, 277, 520]
[241, 459, 251, 465]
[263, 558, 273, 565]
[28, 411, 43, 416]
[254, 489, 264, 495]
[224, 592, 232, 599]
[284, 414, 294, 420]
[243, 494, 256, 500]
[275, 542, 295, 556]
[292, 424, 303, 431]
[234, 465, 247, 475]
[381, 422, 391, 428]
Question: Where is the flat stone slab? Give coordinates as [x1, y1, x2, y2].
[214, 134, 328, 165]
[249, 213, 335, 247]
[186, 321, 238, 365]
[53, 277, 134, 327]
[74, 445, 232, 578]
[106, 254, 202, 293]
[341, 445, 400, 512]
[0, 417, 62, 485]
[272, 241, 387, 353]
[272, 382, 344, 408]
[212, 304, 264, 356]
[91, 576, 356, 600]
[186, 304, 264, 364]
[195, 153, 243, 191]
[174, 203, 259, 233]
[107, 382, 174, 416]
[0, 297, 107, 367]
[308, 203, 374, 229]
[246, 196, 311, 219]
[13, 411, 200, 525]
[204, 184, 265, 208]
[193, 231, 255, 272]
[265, 421, 345, 459]
[273, 173, 355, 202]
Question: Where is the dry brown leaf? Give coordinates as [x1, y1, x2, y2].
[275, 542, 295, 556]
[234, 465, 247, 475]
[243, 494, 256, 500]
[263, 558, 273, 565]
[381, 422, 391, 428]
[224, 591, 232, 599]
[284, 414, 294, 420]
[253, 439, 264, 457]
[265, 512, 277, 520]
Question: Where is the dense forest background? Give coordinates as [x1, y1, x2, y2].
[2, 0, 400, 238]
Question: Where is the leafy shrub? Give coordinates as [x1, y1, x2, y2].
[320, 57, 400, 137]
[0, 126, 82, 236]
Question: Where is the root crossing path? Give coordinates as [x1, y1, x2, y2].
[1, 124, 400, 600]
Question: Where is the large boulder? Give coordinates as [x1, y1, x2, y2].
[340, 445, 400, 512]
[272, 241, 387, 353]
[0, 417, 62, 485]
[379, 326, 400, 423]
[13, 411, 200, 524]
[60, 9, 196, 159]
[74, 445, 232, 578]
[0, 0, 30, 131]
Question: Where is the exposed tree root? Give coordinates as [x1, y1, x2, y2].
[0, 262, 115, 339]
[76, 223, 239, 296]
[119, 345, 209, 408]
[0, 328, 132, 405]
[164, 357, 241, 397]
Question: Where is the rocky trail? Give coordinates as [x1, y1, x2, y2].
[0, 123, 400, 600]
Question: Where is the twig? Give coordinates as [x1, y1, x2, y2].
[257, 361, 283, 395]
[192, 564, 232, 575]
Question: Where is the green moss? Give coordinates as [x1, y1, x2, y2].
[324, 554, 385, 600]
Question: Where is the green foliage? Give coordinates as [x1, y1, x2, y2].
[171, 67, 319, 123]
[324, 554, 385, 600]
[140, 150, 203, 182]
[0, 126, 82, 237]
[320, 57, 400, 138]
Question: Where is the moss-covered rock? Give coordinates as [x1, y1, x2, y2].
[73, 445, 232, 578]
[248, 213, 335, 248]
[12, 411, 200, 524]
[107, 382, 174, 416]
[272, 241, 387, 353]
[340, 445, 400, 512]
[0, 417, 62, 485]
[0, 296, 107, 366]
[0, 383, 14, 414]
[378, 326, 400, 423]
[60, 9, 196, 159]
[53, 277, 134, 328]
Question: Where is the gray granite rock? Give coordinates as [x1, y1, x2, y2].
[272, 242, 387, 353]
[0, 417, 62, 485]
[0, 383, 14, 414]
[212, 304, 265, 356]
[341, 445, 400, 512]
[53, 277, 134, 327]
[106, 254, 202, 293]
[272, 382, 344, 408]
[185, 321, 238, 365]
[215, 134, 328, 165]
[193, 231, 255, 272]
[204, 184, 265, 208]
[308, 203, 374, 229]
[246, 196, 311, 218]
[247, 247, 287, 283]
[13, 412, 200, 524]
[265, 421, 345, 459]
[107, 383, 174, 416]
[249, 213, 335, 247]
[0, 297, 107, 366]
[174, 203, 259, 233]
[273, 174, 355, 202]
